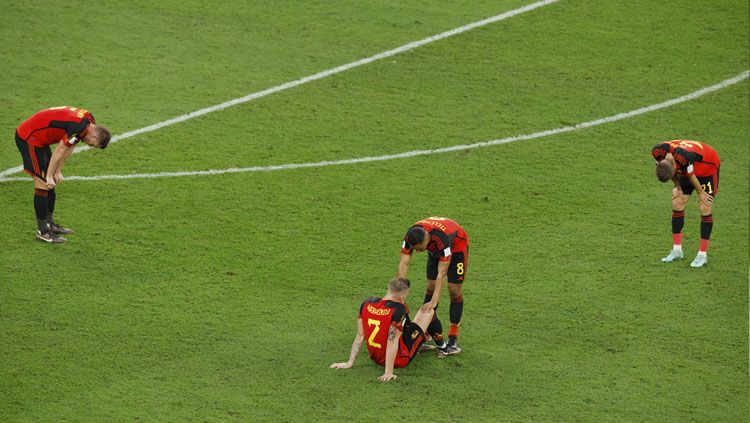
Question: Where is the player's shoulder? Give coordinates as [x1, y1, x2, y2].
[652, 142, 672, 157]
[359, 296, 382, 314]
[383, 300, 405, 309]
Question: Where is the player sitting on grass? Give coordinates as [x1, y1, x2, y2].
[330, 278, 435, 382]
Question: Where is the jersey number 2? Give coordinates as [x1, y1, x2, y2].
[367, 318, 382, 348]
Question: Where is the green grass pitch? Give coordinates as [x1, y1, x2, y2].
[0, 0, 748, 421]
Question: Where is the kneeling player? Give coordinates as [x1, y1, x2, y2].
[330, 278, 434, 382]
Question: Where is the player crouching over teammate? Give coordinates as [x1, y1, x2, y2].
[398, 217, 469, 356]
[652, 140, 720, 268]
[15, 106, 111, 243]
[330, 278, 435, 382]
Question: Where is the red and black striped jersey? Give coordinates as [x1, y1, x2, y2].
[359, 297, 410, 366]
[17, 106, 96, 147]
[652, 140, 720, 177]
[401, 217, 469, 262]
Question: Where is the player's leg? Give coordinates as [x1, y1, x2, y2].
[662, 181, 691, 262]
[46, 188, 73, 235]
[15, 136, 65, 243]
[31, 177, 65, 243]
[438, 251, 466, 357]
[422, 278, 445, 351]
[691, 173, 718, 268]
[446, 283, 463, 349]
[38, 146, 73, 235]
[412, 305, 435, 332]
[398, 310, 435, 366]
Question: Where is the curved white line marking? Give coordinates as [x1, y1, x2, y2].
[1, 70, 746, 183]
[0, 0, 559, 179]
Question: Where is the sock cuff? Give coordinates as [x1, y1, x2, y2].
[34, 188, 48, 197]
[451, 295, 464, 303]
[701, 215, 713, 223]
[672, 210, 685, 218]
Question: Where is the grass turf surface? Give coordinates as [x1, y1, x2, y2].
[0, 0, 748, 421]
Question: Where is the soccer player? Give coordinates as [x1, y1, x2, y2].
[15, 106, 111, 243]
[330, 278, 434, 382]
[652, 140, 721, 268]
[397, 216, 469, 356]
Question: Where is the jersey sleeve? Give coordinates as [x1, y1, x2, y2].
[430, 229, 453, 262]
[49, 117, 91, 147]
[389, 303, 407, 331]
[651, 143, 671, 162]
[673, 147, 699, 176]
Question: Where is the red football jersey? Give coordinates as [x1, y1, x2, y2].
[359, 297, 409, 367]
[401, 217, 469, 262]
[652, 140, 720, 177]
[17, 106, 96, 147]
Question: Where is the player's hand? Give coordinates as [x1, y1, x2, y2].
[699, 191, 714, 205]
[426, 300, 439, 310]
[378, 373, 397, 382]
[45, 176, 57, 189]
[54, 171, 64, 183]
[330, 362, 353, 369]
[671, 187, 683, 199]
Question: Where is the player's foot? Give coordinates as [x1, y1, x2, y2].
[419, 335, 437, 352]
[436, 343, 462, 358]
[36, 230, 67, 243]
[661, 248, 684, 263]
[49, 223, 74, 235]
[690, 253, 708, 268]
[419, 342, 437, 352]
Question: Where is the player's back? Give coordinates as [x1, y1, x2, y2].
[669, 140, 720, 163]
[17, 107, 93, 146]
[669, 140, 721, 175]
[359, 297, 406, 366]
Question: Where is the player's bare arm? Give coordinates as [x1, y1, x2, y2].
[54, 141, 76, 182]
[45, 141, 75, 188]
[397, 253, 412, 279]
[378, 325, 402, 382]
[330, 318, 365, 369]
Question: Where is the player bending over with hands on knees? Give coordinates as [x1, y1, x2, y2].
[14, 106, 111, 243]
[330, 277, 435, 382]
[652, 140, 720, 268]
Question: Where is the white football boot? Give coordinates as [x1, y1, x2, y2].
[690, 252, 708, 268]
[661, 248, 684, 263]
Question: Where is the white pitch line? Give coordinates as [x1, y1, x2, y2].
[0, 0, 559, 179]
[0, 70, 746, 183]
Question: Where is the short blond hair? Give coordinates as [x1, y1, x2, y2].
[387, 278, 410, 294]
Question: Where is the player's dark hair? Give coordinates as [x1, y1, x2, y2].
[97, 126, 112, 149]
[406, 226, 427, 247]
[656, 160, 674, 182]
[388, 277, 411, 293]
